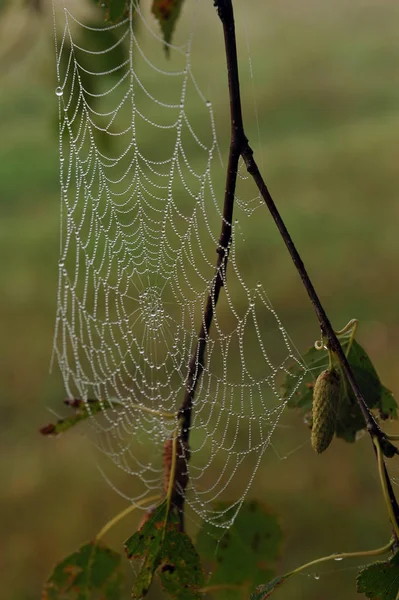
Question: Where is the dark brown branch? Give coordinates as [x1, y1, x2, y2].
[241, 145, 381, 434]
[176, 0, 399, 532]
[176, 0, 245, 525]
[215, 0, 399, 527]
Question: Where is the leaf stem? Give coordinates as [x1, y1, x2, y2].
[327, 348, 333, 370]
[166, 425, 179, 509]
[95, 494, 161, 541]
[374, 437, 399, 539]
[336, 319, 358, 358]
[288, 540, 394, 579]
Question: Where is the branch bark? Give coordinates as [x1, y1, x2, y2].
[177, 0, 399, 532]
[176, 0, 245, 524]
[214, 0, 399, 528]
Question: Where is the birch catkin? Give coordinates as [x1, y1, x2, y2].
[311, 368, 341, 454]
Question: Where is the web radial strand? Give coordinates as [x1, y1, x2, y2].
[52, 1, 307, 527]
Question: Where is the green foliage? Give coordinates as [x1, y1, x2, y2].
[356, 550, 399, 600]
[40, 398, 116, 436]
[196, 501, 282, 598]
[283, 337, 398, 443]
[151, 0, 186, 55]
[125, 500, 204, 599]
[249, 575, 288, 600]
[42, 542, 123, 600]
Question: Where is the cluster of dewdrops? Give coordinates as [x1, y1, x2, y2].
[52, 3, 307, 527]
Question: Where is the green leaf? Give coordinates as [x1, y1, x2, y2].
[196, 501, 282, 598]
[42, 541, 123, 600]
[40, 398, 116, 436]
[125, 501, 204, 599]
[379, 386, 398, 420]
[158, 530, 204, 599]
[283, 337, 398, 443]
[356, 551, 399, 599]
[249, 575, 289, 600]
[151, 0, 185, 56]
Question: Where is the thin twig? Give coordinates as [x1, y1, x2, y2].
[177, 0, 399, 532]
[213, 0, 399, 527]
[240, 145, 380, 433]
[374, 437, 399, 538]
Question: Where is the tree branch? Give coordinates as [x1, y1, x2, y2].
[214, 0, 399, 528]
[176, 0, 245, 523]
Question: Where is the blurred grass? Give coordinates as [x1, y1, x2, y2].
[1, 1, 399, 599]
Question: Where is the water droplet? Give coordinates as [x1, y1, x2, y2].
[256, 281, 262, 288]
[313, 573, 320, 580]
[55, 86, 63, 97]
[334, 556, 343, 562]
[206, 101, 211, 108]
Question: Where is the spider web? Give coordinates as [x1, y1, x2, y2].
[52, 0, 307, 528]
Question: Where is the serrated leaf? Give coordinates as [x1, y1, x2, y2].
[249, 575, 288, 600]
[283, 337, 398, 443]
[196, 501, 282, 598]
[125, 500, 204, 599]
[356, 551, 399, 599]
[151, 0, 185, 56]
[158, 530, 204, 599]
[42, 541, 123, 600]
[40, 398, 116, 436]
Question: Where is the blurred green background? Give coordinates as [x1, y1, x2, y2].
[1, 0, 399, 599]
